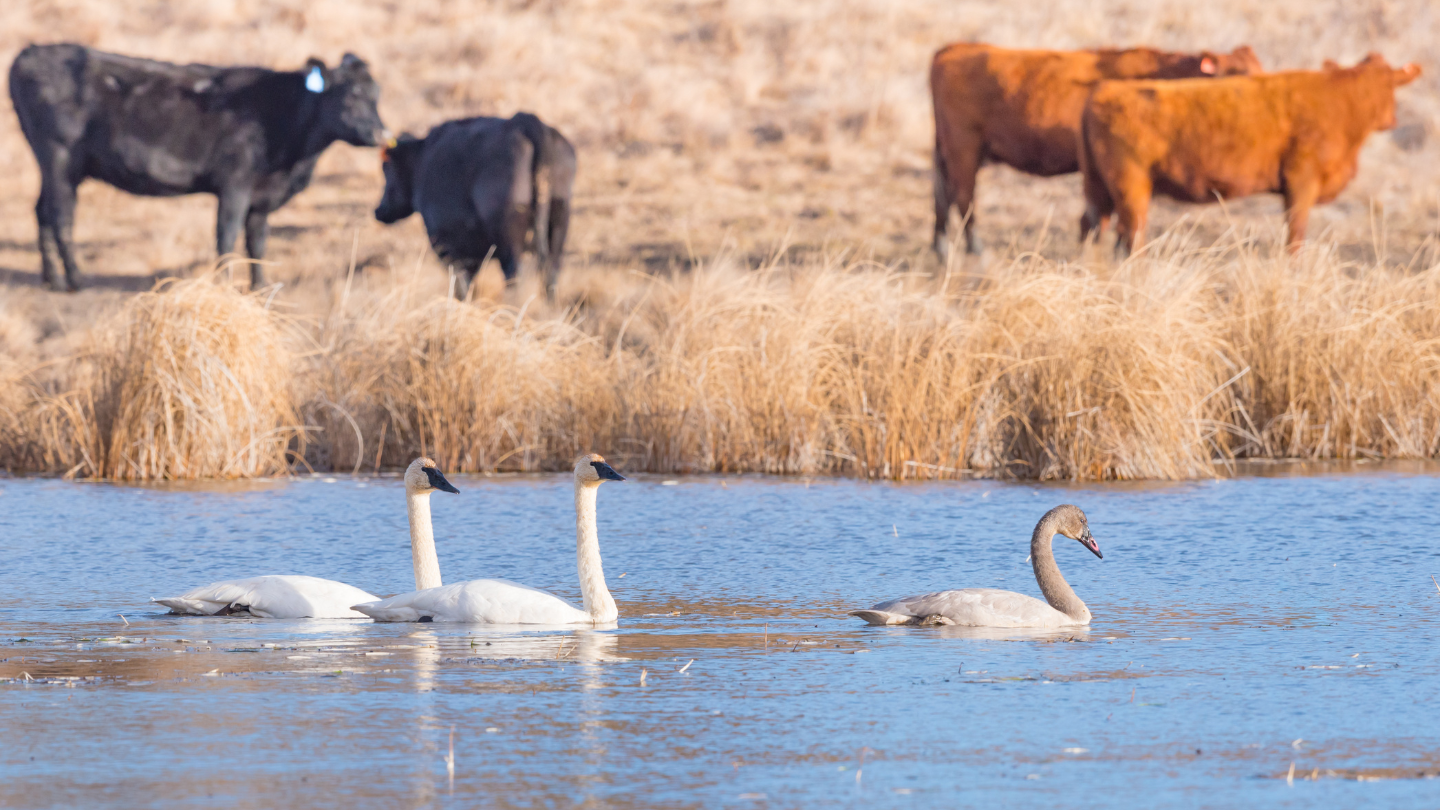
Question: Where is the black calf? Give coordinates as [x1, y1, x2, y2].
[374, 113, 576, 300]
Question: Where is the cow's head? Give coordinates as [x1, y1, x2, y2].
[304, 53, 386, 147]
[1148, 45, 1263, 79]
[1190, 45, 1263, 77]
[1343, 53, 1423, 131]
[1205, 45, 1263, 76]
[374, 133, 424, 224]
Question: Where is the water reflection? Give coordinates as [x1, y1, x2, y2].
[872, 625, 1094, 642]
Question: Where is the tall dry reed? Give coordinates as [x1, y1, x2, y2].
[1224, 246, 1440, 459]
[297, 238, 1440, 481]
[5, 278, 303, 479]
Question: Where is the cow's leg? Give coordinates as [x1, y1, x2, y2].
[495, 199, 528, 290]
[244, 209, 270, 288]
[935, 134, 984, 256]
[495, 240, 520, 289]
[1111, 169, 1152, 258]
[53, 198, 83, 293]
[37, 150, 83, 292]
[1079, 207, 1111, 246]
[451, 260, 481, 301]
[1079, 163, 1114, 245]
[932, 145, 952, 261]
[1281, 173, 1319, 254]
[215, 189, 251, 277]
[36, 198, 62, 291]
[543, 197, 570, 301]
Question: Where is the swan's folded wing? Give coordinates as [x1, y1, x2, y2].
[353, 579, 589, 624]
[870, 588, 1070, 627]
[848, 609, 917, 626]
[153, 579, 266, 615]
[152, 596, 225, 615]
[155, 575, 378, 619]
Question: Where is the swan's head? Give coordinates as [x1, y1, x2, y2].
[404, 457, 460, 494]
[574, 453, 626, 486]
[1052, 504, 1101, 559]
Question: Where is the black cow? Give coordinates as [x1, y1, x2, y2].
[9, 44, 387, 291]
[374, 113, 576, 300]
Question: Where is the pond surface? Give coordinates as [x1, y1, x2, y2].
[1, 466, 1438, 808]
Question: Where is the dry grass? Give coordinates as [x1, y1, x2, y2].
[1, 0, 1439, 479]
[3, 278, 301, 479]
[10, 233, 1436, 481]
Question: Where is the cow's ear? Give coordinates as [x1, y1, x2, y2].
[1199, 56, 1217, 75]
[1358, 52, 1386, 68]
[1395, 63, 1422, 86]
[1323, 59, 1341, 71]
[340, 53, 367, 69]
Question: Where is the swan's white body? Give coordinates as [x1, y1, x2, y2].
[352, 454, 624, 625]
[152, 575, 379, 619]
[851, 504, 1102, 628]
[855, 588, 1078, 628]
[153, 459, 458, 620]
[349, 578, 590, 624]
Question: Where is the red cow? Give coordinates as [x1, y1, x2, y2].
[930, 43, 1262, 258]
[1079, 54, 1421, 255]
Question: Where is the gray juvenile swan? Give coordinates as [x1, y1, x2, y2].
[850, 504, 1102, 628]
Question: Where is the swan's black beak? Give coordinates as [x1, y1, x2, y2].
[1079, 530, 1102, 559]
[591, 460, 626, 481]
[424, 467, 460, 494]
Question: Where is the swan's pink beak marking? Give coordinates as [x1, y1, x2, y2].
[1081, 533, 1102, 559]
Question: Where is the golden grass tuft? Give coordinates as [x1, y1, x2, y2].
[1227, 248, 1440, 459]
[7, 278, 302, 480]
[311, 286, 618, 475]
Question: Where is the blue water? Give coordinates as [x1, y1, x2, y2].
[2, 468, 1438, 808]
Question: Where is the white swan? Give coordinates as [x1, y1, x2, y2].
[850, 504, 1102, 628]
[151, 458, 460, 619]
[351, 454, 625, 624]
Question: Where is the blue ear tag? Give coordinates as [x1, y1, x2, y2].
[305, 66, 325, 93]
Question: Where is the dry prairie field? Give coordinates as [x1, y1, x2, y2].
[1, 0, 1439, 480]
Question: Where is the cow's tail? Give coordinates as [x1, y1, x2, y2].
[512, 112, 552, 267]
[1077, 103, 1113, 244]
[929, 55, 952, 259]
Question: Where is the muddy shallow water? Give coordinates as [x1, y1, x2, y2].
[2, 467, 1438, 808]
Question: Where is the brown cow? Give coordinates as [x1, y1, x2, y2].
[930, 43, 1262, 258]
[1078, 53, 1421, 256]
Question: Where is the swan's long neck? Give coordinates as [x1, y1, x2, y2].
[406, 489, 443, 591]
[1031, 514, 1090, 622]
[574, 481, 617, 623]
